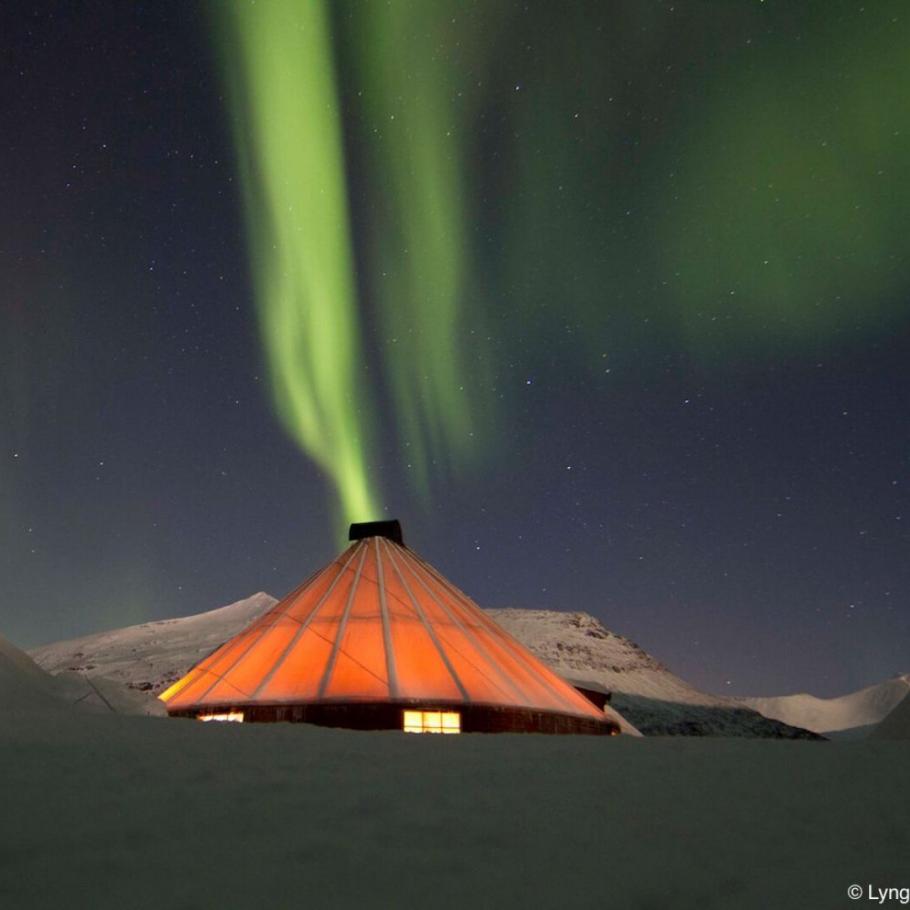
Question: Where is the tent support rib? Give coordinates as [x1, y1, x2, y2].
[407, 548, 599, 713]
[179, 561, 336, 706]
[398, 546, 530, 704]
[316, 543, 368, 699]
[375, 537, 399, 699]
[248, 544, 363, 700]
[382, 539, 470, 702]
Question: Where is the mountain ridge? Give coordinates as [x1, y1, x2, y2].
[739, 674, 910, 734]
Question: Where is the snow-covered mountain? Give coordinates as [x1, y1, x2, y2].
[29, 592, 277, 698]
[31, 594, 817, 738]
[1, 632, 163, 716]
[486, 609, 818, 737]
[738, 674, 910, 736]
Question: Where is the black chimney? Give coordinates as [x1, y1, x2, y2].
[348, 519, 405, 547]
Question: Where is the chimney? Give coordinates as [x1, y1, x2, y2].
[348, 519, 405, 547]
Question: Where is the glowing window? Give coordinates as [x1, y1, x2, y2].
[198, 711, 245, 723]
[403, 710, 461, 734]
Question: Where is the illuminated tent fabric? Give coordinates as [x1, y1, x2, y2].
[161, 526, 614, 734]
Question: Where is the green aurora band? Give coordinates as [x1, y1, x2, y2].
[352, 3, 500, 493]
[215, 0, 377, 526]
[210, 1, 910, 527]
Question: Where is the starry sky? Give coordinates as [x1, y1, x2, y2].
[2, 0, 908, 698]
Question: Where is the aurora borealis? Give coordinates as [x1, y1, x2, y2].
[2, 1, 908, 698]
[216, 0, 501, 521]
[217, 1, 376, 527]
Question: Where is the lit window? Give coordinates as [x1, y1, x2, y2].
[198, 711, 244, 723]
[403, 710, 461, 734]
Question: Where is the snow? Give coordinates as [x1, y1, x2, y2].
[740, 675, 910, 735]
[0, 700, 907, 909]
[0, 633, 162, 717]
[29, 592, 277, 696]
[6, 605, 910, 905]
[487, 609, 818, 737]
[0, 633, 66, 713]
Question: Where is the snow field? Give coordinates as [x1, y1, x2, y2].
[1, 705, 907, 910]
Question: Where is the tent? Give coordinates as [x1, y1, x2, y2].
[161, 521, 617, 734]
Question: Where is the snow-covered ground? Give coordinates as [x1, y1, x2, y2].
[0, 696, 907, 909]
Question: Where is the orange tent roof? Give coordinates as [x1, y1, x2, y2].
[161, 531, 607, 727]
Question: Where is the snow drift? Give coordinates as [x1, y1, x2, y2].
[0, 692, 907, 910]
[1, 633, 163, 716]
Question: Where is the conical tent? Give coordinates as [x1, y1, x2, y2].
[161, 522, 616, 734]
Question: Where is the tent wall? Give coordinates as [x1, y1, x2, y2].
[172, 701, 618, 735]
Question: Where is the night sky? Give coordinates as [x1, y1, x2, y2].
[3, 1, 908, 699]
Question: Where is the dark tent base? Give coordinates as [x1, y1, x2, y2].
[170, 701, 619, 735]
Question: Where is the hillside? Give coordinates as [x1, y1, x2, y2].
[1, 633, 162, 716]
[739, 674, 910, 735]
[871, 688, 910, 740]
[487, 609, 819, 738]
[30, 592, 278, 698]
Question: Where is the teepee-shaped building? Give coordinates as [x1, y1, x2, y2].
[161, 521, 616, 735]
